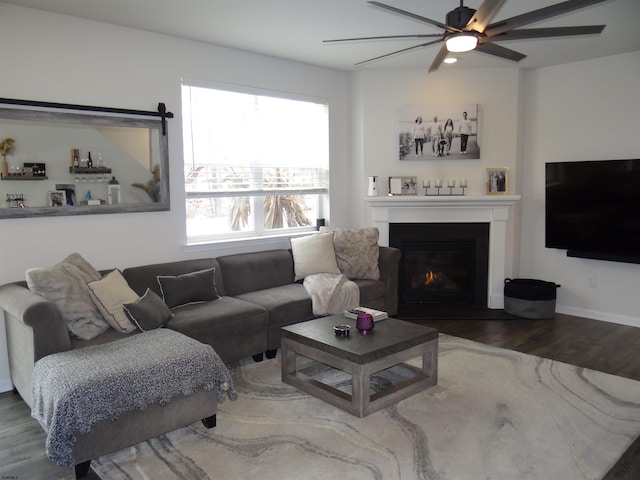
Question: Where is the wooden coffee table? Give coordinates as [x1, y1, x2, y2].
[281, 315, 438, 417]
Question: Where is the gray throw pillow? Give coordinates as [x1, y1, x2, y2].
[123, 288, 174, 331]
[25, 253, 110, 340]
[157, 267, 220, 308]
[320, 227, 380, 280]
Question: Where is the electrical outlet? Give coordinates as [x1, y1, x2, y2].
[587, 276, 597, 288]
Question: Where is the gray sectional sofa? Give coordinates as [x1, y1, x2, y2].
[1, 245, 400, 403]
[0, 243, 400, 477]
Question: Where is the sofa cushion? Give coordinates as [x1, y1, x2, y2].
[290, 232, 340, 281]
[25, 253, 110, 340]
[167, 296, 268, 363]
[235, 284, 314, 327]
[123, 288, 174, 332]
[87, 269, 139, 333]
[216, 250, 294, 296]
[320, 227, 380, 280]
[122, 258, 222, 297]
[157, 268, 220, 309]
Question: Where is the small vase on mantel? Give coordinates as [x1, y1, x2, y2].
[1, 155, 8, 178]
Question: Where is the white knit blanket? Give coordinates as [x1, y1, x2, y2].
[31, 329, 236, 467]
[303, 273, 360, 316]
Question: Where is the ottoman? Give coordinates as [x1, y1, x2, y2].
[30, 329, 236, 477]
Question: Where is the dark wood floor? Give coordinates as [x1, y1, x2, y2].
[0, 312, 638, 480]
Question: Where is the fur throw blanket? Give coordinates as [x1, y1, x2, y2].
[303, 273, 360, 316]
[31, 329, 236, 467]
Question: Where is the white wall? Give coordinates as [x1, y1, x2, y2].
[520, 51, 640, 327]
[0, 4, 350, 391]
[349, 67, 524, 276]
[350, 68, 524, 201]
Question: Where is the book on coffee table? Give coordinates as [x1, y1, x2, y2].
[344, 307, 388, 321]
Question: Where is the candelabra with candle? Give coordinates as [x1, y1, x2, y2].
[423, 178, 468, 196]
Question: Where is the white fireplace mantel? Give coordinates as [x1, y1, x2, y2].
[366, 195, 521, 309]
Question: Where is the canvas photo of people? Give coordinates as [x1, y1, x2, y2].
[398, 104, 480, 160]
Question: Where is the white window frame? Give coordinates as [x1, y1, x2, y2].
[182, 79, 329, 244]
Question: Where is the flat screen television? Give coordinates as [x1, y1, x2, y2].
[545, 159, 640, 264]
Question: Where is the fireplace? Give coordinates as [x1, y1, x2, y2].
[366, 194, 520, 310]
[390, 223, 489, 311]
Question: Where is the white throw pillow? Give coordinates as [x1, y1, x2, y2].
[320, 227, 380, 280]
[88, 269, 139, 333]
[290, 232, 340, 281]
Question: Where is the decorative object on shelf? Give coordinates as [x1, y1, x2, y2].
[6, 193, 25, 208]
[48, 190, 66, 207]
[367, 175, 378, 196]
[486, 167, 509, 195]
[24, 162, 46, 177]
[397, 104, 480, 160]
[56, 184, 76, 206]
[423, 178, 468, 196]
[132, 164, 161, 202]
[71, 148, 80, 168]
[388, 176, 417, 196]
[0, 137, 15, 178]
[355, 312, 374, 333]
[108, 176, 121, 205]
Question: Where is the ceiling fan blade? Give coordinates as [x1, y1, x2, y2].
[465, 0, 507, 33]
[428, 44, 450, 73]
[475, 42, 527, 62]
[324, 34, 442, 43]
[480, 25, 605, 42]
[355, 39, 444, 66]
[367, 1, 459, 33]
[485, 0, 609, 37]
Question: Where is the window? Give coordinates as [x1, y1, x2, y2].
[182, 82, 329, 243]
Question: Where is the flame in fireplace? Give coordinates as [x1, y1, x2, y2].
[424, 271, 437, 286]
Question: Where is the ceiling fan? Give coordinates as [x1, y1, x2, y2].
[324, 0, 608, 72]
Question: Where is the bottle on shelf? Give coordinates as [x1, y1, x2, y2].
[87, 151, 93, 168]
[71, 148, 80, 168]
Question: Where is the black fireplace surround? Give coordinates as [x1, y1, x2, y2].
[390, 223, 490, 312]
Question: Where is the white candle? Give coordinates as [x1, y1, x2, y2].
[460, 179, 468, 187]
[447, 179, 456, 188]
[435, 178, 443, 188]
[423, 180, 431, 188]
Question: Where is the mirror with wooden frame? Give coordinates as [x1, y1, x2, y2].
[0, 100, 171, 219]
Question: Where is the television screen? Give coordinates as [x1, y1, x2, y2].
[545, 159, 640, 264]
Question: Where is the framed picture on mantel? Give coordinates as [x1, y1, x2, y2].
[486, 167, 509, 195]
[388, 176, 417, 195]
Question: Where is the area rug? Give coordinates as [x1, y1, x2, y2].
[92, 335, 640, 480]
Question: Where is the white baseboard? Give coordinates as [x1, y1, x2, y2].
[556, 304, 640, 328]
[0, 378, 14, 393]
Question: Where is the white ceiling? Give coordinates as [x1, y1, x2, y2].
[3, 0, 640, 72]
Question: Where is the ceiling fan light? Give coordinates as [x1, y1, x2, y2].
[443, 57, 458, 64]
[446, 33, 478, 53]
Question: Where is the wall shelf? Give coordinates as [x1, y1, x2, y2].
[1, 174, 49, 181]
[69, 167, 112, 174]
